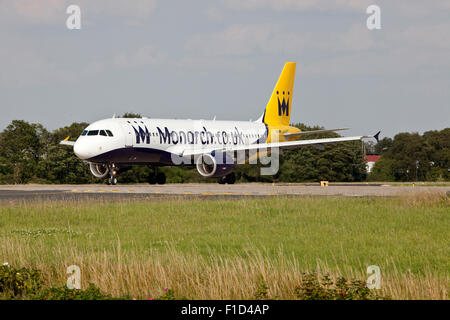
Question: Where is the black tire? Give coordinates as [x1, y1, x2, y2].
[148, 175, 157, 185]
[225, 173, 236, 184]
[107, 177, 118, 185]
[218, 176, 226, 184]
[156, 172, 166, 185]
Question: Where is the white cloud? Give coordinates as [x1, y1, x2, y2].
[391, 23, 450, 51]
[113, 45, 166, 68]
[0, 38, 166, 88]
[184, 23, 379, 61]
[303, 22, 450, 77]
[0, 0, 66, 24]
[222, 0, 371, 12]
[86, 0, 158, 25]
[174, 56, 254, 75]
[381, 1, 450, 18]
[0, 45, 70, 87]
[184, 19, 450, 78]
[331, 24, 377, 52]
[222, 0, 450, 15]
[204, 7, 224, 21]
[0, 0, 158, 25]
[83, 61, 106, 76]
[185, 24, 311, 57]
[77, 44, 167, 77]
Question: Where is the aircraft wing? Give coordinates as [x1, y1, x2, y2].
[59, 136, 75, 146]
[179, 134, 374, 157]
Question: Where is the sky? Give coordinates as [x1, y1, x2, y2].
[0, 0, 449, 138]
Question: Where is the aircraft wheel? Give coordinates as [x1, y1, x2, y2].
[148, 175, 157, 185]
[225, 173, 236, 184]
[156, 172, 166, 185]
[218, 176, 226, 184]
[107, 177, 118, 185]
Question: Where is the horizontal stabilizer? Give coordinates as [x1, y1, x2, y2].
[284, 128, 349, 138]
[60, 136, 75, 146]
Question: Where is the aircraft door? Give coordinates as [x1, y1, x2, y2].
[121, 122, 134, 148]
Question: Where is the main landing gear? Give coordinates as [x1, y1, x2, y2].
[218, 172, 236, 184]
[148, 167, 166, 185]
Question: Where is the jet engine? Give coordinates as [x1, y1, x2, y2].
[89, 163, 109, 179]
[196, 153, 235, 178]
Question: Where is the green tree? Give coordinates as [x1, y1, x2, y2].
[368, 158, 395, 181]
[36, 145, 94, 184]
[279, 123, 366, 182]
[51, 122, 89, 145]
[423, 128, 450, 180]
[36, 122, 93, 184]
[0, 120, 43, 184]
[122, 113, 142, 118]
[384, 133, 433, 181]
[369, 130, 450, 182]
[374, 137, 393, 155]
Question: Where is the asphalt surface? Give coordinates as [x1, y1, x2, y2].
[0, 189, 270, 201]
[0, 183, 448, 202]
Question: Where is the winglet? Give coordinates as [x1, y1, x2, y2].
[63, 136, 70, 141]
[373, 131, 381, 143]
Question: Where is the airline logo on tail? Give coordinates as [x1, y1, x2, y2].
[277, 91, 290, 116]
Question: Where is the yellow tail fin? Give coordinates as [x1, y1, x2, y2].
[262, 62, 296, 126]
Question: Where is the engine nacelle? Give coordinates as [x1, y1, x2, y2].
[196, 153, 235, 178]
[89, 163, 109, 179]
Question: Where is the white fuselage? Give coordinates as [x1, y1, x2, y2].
[74, 118, 267, 165]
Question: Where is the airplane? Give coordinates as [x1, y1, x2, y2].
[60, 62, 379, 185]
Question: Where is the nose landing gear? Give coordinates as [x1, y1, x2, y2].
[106, 164, 118, 185]
[107, 177, 118, 185]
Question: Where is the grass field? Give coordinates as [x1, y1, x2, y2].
[0, 193, 448, 299]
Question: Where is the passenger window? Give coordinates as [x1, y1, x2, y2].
[100, 130, 107, 136]
[87, 130, 99, 136]
[106, 130, 113, 137]
[81, 130, 88, 136]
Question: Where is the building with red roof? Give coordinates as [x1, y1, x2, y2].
[365, 155, 381, 173]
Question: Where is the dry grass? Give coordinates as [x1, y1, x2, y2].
[1, 239, 447, 300]
[396, 190, 449, 207]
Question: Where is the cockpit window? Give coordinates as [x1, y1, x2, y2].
[84, 129, 113, 137]
[87, 130, 99, 136]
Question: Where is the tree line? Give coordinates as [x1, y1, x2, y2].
[0, 117, 448, 184]
[365, 129, 449, 181]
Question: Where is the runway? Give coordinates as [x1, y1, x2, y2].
[0, 183, 448, 202]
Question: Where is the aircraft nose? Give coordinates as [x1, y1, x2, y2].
[73, 140, 93, 160]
